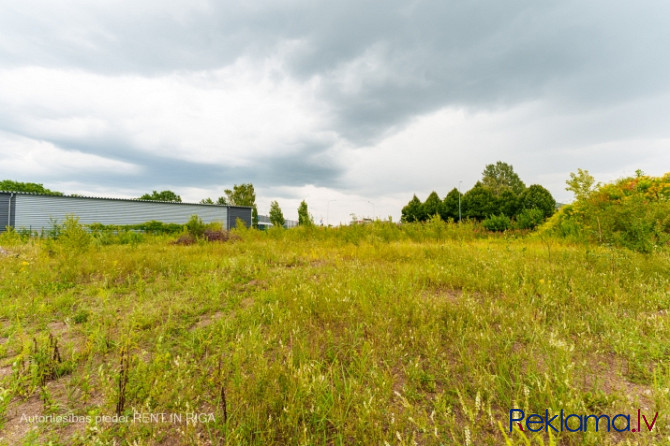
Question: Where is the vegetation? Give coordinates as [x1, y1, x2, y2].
[481, 161, 526, 196]
[545, 170, 670, 252]
[401, 194, 425, 223]
[0, 218, 669, 445]
[269, 201, 285, 228]
[138, 190, 182, 202]
[297, 200, 314, 226]
[401, 162, 556, 229]
[0, 180, 63, 196]
[201, 197, 229, 205]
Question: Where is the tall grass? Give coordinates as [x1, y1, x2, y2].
[0, 222, 668, 444]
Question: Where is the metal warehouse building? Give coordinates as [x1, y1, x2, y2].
[0, 191, 252, 233]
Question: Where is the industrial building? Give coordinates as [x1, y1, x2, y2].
[0, 191, 252, 233]
[257, 214, 299, 230]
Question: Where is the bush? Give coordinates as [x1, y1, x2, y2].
[0, 227, 22, 246]
[59, 215, 91, 252]
[482, 214, 511, 232]
[515, 208, 545, 230]
[185, 215, 206, 238]
[545, 171, 670, 252]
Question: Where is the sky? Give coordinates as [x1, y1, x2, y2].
[1, 0, 669, 224]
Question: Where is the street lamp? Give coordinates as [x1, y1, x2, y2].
[458, 180, 462, 222]
[367, 200, 375, 220]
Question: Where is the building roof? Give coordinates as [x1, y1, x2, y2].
[0, 190, 252, 208]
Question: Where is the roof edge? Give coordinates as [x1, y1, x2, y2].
[0, 190, 253, 208]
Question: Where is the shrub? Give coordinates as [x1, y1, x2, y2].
[0, 227, 22, 246]
[173, 233, 196, 245]
[545, 171, 670, 252]
[185, 215, 206, 238]
[515, 208, 545, 230]
[203, 229, 229, 242]
[482, 214, 511, 232]
[59, 215, 91, 252]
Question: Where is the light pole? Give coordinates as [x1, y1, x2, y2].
[458, 180, 462, 222]
[367, 200, 375, 220]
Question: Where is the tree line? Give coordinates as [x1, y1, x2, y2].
[401, 162, 557, 230]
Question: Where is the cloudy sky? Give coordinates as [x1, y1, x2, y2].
[1, 0, 669, 223]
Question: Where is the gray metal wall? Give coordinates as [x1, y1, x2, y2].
[228, 206, 253, 229]
[12, 194, 234, 232]
[0, 193, 16, 232]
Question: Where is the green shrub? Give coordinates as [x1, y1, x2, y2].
[185, 215, 206, 238]
[0, 227, 22, 246]
[515, 208, 545, 230]
[482, 214, 511, 232]
[59, 215, 91, 252]
[545, 171, 670, 252]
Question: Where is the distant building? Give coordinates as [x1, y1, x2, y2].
[0, 191, 252, 233]
[257, 214, 298, 230]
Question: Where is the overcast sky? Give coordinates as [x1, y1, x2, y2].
[1, 0, 669, 223]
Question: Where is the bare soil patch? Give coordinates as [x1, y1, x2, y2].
[583, 353, 654, 410]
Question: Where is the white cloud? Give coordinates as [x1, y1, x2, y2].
[0, 59, 329, 166]
[0, 131, 140, 178]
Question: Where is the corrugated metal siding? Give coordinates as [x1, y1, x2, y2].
[0, 193, 9, 232]
[228, 206, 252, 228]
[14, 195, 230, 231]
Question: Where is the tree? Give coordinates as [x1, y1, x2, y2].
[269, 201, 285, 227]
[0, 180, 63, 196]
[481, 161, 526, 196]
[224, 184, 255, 206]
[441, 188, 461, 221]
[297, 200, 313, 226]
[498, 189, 520, 217]
[462, 183, 498, 220]
[401, 195, 425, 222]
[519, 184, 556, 218]
[216, 196, 227, 205]
[200, 197, 214, 204]
[422, 191, 442, 219]
[565, 168, 596, 202]
[252, 206, 259, 229]
[139, 190, 182, 202]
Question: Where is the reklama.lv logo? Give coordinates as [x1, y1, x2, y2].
[510, 409, 658, 433]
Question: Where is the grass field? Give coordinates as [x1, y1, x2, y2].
[1, 222, 669, 445]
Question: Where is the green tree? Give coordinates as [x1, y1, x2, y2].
[462, 183, 498, 220]
[440, 188, 461, 221]
[519, 184, 556, 218]
[224, 184, 255, 206]
[297, 200, 313, 226]
[251, 206, 259, 229]
[498, 189, 520, 217]
[139, 190, 182, 202]
[481, 161, 526, 196]
[422, 191, 442, 219]
[216, 196, 228, 205]
[0, 180, 63, 196]
[565, 168, 596, 202]
[269, 201, 285, 227]
[401, 195, 425, 222]
[200, 197, 214, 204]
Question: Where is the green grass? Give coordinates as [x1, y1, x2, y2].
[0, 223, 669, 445]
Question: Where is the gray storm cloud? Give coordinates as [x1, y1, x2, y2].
[1, 0, 669, 219]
